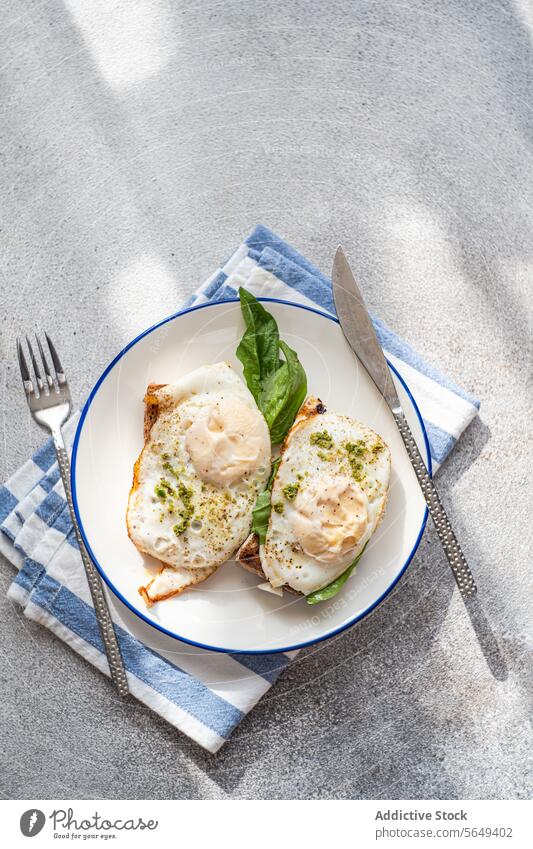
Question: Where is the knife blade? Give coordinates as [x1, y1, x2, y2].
[332, 246, 477, 600]
[332, 246, 400, 412]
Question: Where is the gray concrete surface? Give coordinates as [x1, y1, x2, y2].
[1, 0, 532, 800]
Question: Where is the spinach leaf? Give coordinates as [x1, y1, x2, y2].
[305, 544, 368, 605]
[251, 491, 272, 545]
[262, 341, 307, 445]
[236, 288, 281, 403]
[236, 289, 307, 444]
[251, 458, 280, 544]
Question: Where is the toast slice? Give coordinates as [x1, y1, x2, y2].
[236, 396, 392, 599]
[128, 383, 222, 606]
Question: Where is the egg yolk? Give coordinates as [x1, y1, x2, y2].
[186, 397, 268, 486]
[289, 476, 368, 563]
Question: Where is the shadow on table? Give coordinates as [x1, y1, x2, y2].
[180, 413, 513, 796]
[434, 417, 508, 681]
[464, 596, 508, 681]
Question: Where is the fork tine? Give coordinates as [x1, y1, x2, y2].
[17, 339, 36, 404]
[17, 338, 30, 381]
[45, 332, 66, 384]
[26, 335, 44, 393]
[36, 334, 54, 390]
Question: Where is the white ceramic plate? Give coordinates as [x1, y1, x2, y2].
[72, 299, 430, 653]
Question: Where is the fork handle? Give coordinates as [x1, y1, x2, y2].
[52, 430, 130, 697]
[392, 410, 477, 600]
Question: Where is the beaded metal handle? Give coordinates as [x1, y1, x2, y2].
[53, 436, 130, 696]
[393, 411, 477, 599]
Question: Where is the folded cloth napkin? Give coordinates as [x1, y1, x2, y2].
[0, 225, 479, 752]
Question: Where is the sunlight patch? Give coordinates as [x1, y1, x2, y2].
[108, 254, 177, 338]
[65, 0, 173, 91]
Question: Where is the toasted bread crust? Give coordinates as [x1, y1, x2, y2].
[127, 383, 167, 547]
[236, 531, 261, 567]
[143, 382, 166, 439]
[288, 396, 327, 428]
[236, 533, 301, 595]
[139, 564, 217, 605]
[138, 586, 153, 607]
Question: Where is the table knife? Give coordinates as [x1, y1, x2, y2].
[332, 246, 477, 600]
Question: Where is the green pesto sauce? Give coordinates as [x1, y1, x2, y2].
[283, 481, 300, 501]
[156, 462, 195, 535]
[169, 480, 194, 537]
[163, 461, 183, 480]
[177, 481, 193, 505]
[273, 501, 284, 514]
[345, 439, 366, 457]
[348, 458, 365, 482]
[310, 430, 334, 450]
[154, 478, 176, 500]
[344, 439, 371, 483]
[172, 516, 189, 536]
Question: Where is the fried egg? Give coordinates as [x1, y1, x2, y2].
[261, 399, 390, 595]
[127, 362, 271, 604]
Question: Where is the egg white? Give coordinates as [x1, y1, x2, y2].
[261, 410, 391, 596]
[127, 362, 271, 602]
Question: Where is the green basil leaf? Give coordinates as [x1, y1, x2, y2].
[259, 361, 290, 432]
[236, 287, 281, 403]
[267, 457, 281, 488]
[251, 458, 281, 544]
[236, 289, 308, 444]
[263, 341, 307, 444]
[305, 544, 368, 605]
[251, 491, 272, 545]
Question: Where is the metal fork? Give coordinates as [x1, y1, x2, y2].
[17, 333, 130, 698]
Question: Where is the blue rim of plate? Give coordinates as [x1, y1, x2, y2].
[71, 297, 432, 655]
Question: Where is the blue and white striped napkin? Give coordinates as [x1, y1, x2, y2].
[0, 225, 479, 752]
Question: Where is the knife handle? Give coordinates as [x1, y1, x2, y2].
[392, 410, 477, 599]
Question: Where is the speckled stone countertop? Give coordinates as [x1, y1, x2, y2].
[1, 0, 531, 799]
